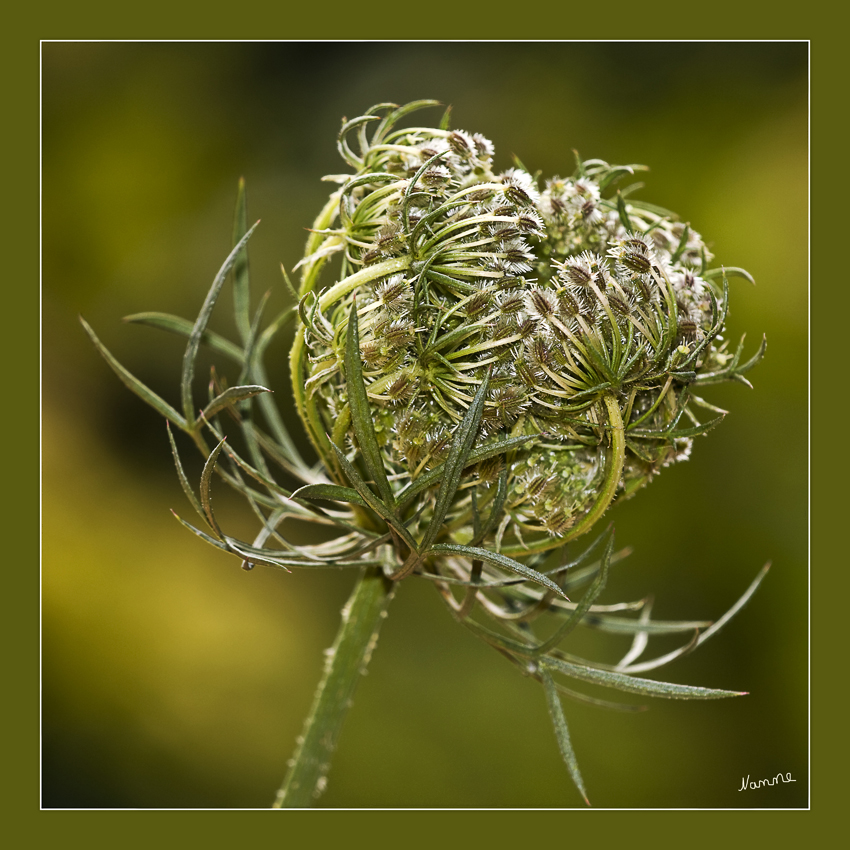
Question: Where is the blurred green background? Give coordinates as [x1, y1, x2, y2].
[42, 42, 808, 809]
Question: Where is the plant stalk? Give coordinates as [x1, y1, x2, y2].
[273, 566, 395, 808]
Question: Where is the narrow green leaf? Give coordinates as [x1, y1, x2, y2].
[543, 528, 612, 579]
[472, 464, 508, 546]
[237, 290, 271, 388]
[241, 501, 291, 554]
[698, 562, 770, 642]
[543, 655, 746, 699]
[232, 178, 252, 345]
[219, 537, 293, 572]
[534, 529, 614, 655]
[254, 305, 297, 368]
[124, 312, 245, 364]
[220, 444, 375, 536]
[572, 149, 585, 178]
[215, 442, 292, 498]
[616, 181, 645, 199]
[540, 665, 590, 806]
[243, 423, 317, 484]
[470, 489, 482, 542]
[339, 171, 399, 199]
[171, 510, 229, 551]
[554, 683, 646, 713]
[694, 372, 748, 388]
[616, 191, 633, 231]
[628, 413, 725, 441]
[185, 426, 292, 513]
[664, 414, 725, 440]
[410, 569, 536, 590]
[360, 102, 398, 153]
[598, 164, 644, 192]
[337, 115, 380, 167]
[620, 199, 676, 218]
[344, 299, 395, 506]
[200, 384, 271, 422]
[420, 373, 489, 552]
[80, 316, 188, 429]
[689, 395, 729, 416]
[330, 442, 420, 555]
[735, 334, 767, 376]
[704, 266, 755, 284]
[381, 99, 441, 137]
[670, 223, 690, 263]
[166, 423, 210, 530]
[240, 497, 381, 565]
[578, 613, 711, 635]
[616, 630, 700, 675]
[430, 543, 569, 601]
[251, 308, 309, 475]
[279, 263, 299, 303]
[616, 598, 653, 669]
[402, 151, 451, 231]
[462, 617, 541, 657]
[678, 278, 728, 372]
[181, 222, 260, 425]
[199, 437, 228, 538]
[566, 382, 612, 402]
[396, 434, 533, 507]
[423, 320, 481, 355]
[291, 483, 367, 507]
[238, 417, 271, 483]
[222, 536, 381, 571]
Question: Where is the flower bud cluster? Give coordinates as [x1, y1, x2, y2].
[298, 107, 740, 552]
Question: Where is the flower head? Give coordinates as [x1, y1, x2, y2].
[293, 104, 761, 557]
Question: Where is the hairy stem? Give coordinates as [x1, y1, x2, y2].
[564, 392, 626, 539]
[273, 566, 395, 808]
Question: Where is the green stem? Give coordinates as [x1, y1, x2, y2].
[565, 393, 626, 538]
[273, 566, 395, 808]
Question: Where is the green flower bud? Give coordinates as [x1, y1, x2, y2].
[290, 103, 761, 559]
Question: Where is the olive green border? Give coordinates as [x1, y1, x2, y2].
[18, 4, 826, 846]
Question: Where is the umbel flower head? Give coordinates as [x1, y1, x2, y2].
[291, 101, 763, 558]
[83, 100, 768, 807]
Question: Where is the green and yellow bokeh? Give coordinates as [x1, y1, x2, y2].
[42, 42, 807, 808]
